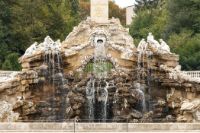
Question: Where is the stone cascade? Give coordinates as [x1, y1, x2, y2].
[39, 42, 68, 121]
[0, 18, 199, 123]
[66, 71, 147, 122]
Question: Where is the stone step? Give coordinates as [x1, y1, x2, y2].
[0, 123, 199, 132]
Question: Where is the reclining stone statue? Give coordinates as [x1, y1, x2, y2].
[24, 42, 38, 57]
[159, 39, 171, 54]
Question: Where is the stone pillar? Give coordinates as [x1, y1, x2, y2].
[91, 0, 109, 23]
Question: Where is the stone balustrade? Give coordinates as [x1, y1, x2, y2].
[184, 71, 200, 79]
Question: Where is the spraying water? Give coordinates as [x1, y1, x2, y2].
[134, 83, 146, 113]
[146, 50, 153, 111]
[136, 40, 149, 113]
[98, 81, 109, 121]
[85, 34, 109, 121]
[42, 37, 67, 121]
[86, 78, 95, 121]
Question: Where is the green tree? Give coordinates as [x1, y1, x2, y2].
[135, 0, 163, 12]
[0, 0, 80, 70]
[129, 0, 167, 44]
[109, 1, 126, 25]
[166, 0, 200, 36]
[0, 0, 13, 67]
[168, 31, 200, 70]
[2, 53, 21, 71]
[166, 0, 200, 70]
[129, 0, 200, 70]
[79, 0, 90, 20]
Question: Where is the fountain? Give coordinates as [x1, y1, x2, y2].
[0, 2, 199, 124]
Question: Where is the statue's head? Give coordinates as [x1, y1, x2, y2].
[159, 39, 163, 42]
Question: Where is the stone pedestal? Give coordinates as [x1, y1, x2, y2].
[91, 0, 108, 23]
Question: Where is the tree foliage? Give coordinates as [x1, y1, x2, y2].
[166, 0, 200, 35]
[0, 0, 80, 70]
[2, 53, 21, 71]
[109, 1, 126, 25]
[135, 0, 162, 12]
[130, 0, 200, 70]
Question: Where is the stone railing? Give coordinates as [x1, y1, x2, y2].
[0, 71, 20, 78]
[183, 71, 200, 79]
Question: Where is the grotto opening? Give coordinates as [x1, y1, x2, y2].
[0, 1, 200, 123]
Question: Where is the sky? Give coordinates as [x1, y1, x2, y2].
[113, 0, 136, 8]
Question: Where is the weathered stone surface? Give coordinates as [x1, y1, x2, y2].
[181, 99, 200, 112]
[0, 101, 19, 122]
[130, 110, 143, 119]
[194, 109, 200, 122]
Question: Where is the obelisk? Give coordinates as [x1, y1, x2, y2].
[91, 0, 109, 23]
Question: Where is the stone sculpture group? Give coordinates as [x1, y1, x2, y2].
[137, 33, 171, 54]
[23, 36, 62, 58]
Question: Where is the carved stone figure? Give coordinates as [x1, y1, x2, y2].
[24, 42, 38, 57]
[52, 40, 61, 52]
[159, 39, 171, 53]
[43, 36, 54, 51]
[147, 33, 160, 49]
[137, 39, 148, 52]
